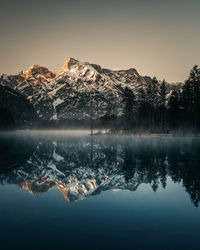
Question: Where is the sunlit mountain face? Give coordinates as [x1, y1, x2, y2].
[0, 58, 181, 121]
[0, 132, 200, 206]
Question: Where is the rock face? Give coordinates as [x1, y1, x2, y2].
[0, 58, 156, 120]
[0, 85, 38, 128]
[0, 58, 180, 121]
[19, 64, 56, 83]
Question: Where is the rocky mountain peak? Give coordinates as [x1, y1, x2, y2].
[57, 58, 101, 81]
[59, 57, 80, 73]
[126, 68, 139, 76]
[0, 57, 177, 121]
[20, 64, 56, 81]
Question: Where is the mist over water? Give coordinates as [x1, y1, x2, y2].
[0, 131, 200, 249]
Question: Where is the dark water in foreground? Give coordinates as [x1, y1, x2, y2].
[0, 131, 200, 250]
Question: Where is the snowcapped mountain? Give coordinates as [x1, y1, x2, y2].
[0, 58, 159, 120]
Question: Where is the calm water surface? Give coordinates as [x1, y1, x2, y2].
[0, 131, 200, 250]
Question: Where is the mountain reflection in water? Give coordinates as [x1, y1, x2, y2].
[0, 132, 200, 206]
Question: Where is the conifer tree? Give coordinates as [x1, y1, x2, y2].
[122, 87, 135, 131]
[137, 88, 148, 128]
[146, 77, 159, 130]
[159, 79, 167, 131]
[181, 65, 200, 129]
[168, 90, 180, 129]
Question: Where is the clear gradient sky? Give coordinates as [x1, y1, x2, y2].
[0, 0, 200, 82]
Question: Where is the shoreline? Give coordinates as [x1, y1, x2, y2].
[0, 129, 199, 138]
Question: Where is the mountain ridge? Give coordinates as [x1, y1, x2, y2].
[0, 58, 181, 121]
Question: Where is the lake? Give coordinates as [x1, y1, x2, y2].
[0, 131, 200, 250]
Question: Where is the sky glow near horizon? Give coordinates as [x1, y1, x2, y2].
[0, 0, 200, 82]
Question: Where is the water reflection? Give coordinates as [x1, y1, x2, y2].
[0, 132, 36, 174]
[0, 133, 200, 206]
